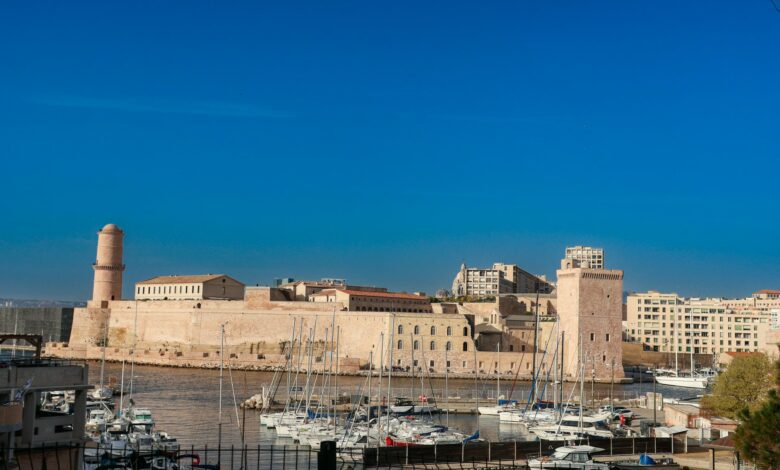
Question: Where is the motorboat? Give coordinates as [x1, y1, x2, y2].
[124, 407, 155, 434]
[390, 397, 439, 415]
[530, 415, 614, 440]
[86, 408, 114, 433]
[527, 445, 609, 469]
[478, 399, 518, 416]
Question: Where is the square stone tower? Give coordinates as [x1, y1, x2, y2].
[556, 259, 625, 381]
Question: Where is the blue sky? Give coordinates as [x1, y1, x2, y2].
[1, 1, 779, 301]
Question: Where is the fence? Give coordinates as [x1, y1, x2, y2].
[5, 437, 678, 469]
[363, 437, 676, 467]
[9, 443, 325, 470]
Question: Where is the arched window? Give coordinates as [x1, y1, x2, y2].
[429, 341, 436, 350]
[430, 326, 436, 335]
[397, 340, 403, 350]
[413, 340, 419, 350]
[462, 342, 468, 352]
[446, 326, 452, 336]
[414, 325, 420, 335]
[446, 341, 452, 351]
[463, 327, 469, 336]
[398, 325, 404, 334]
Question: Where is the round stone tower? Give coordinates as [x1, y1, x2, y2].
[92, 223, 125, 302]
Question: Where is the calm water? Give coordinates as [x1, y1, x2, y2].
[87, 362, 697, 448]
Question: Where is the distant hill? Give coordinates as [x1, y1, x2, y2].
[0, 298, 86, 308]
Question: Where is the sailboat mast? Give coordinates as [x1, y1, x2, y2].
[444, 344, 449, 427]
[674, 313, 679, 374]
[531, 289, 540, 402]
[218, 323, 224, 453]
[129, 300, 138, 400]
[385, 314, 395, 444]
[377, 333, 384, 418]
[496, 343, 500, 400]
[100, 319, 108, 392]
[376, 332, 384, 456]
[119, 359, 125, 415]
[579, 334, 584, 432]
[335, 325, 340, 426]
[559, 331, 565, 419]
[285, 319, 296, 412]
[410, 332, 415, 400]
[367, 350, 373, 422]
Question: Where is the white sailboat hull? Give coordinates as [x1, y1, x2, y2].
[655, 375, 708, 389]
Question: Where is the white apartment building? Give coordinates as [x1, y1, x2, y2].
[625, 291, 777, 356]
[451, 263, 552, 297]
[565, 246, 604, 269]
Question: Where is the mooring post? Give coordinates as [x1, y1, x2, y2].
[318, 441, 336, 470]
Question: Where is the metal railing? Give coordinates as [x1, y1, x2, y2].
[3, 436, 680, 469]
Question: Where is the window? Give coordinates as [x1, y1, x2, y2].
[397, 340, 403, 350]
[606, 334, 610, 342]
[463, 327, 469, 336]
[446, 326, 452, 336]
[413, 340, 419, 350]
[429, 360, 434, 367]
[414, 325, 420, 335]
[430, 341, 436, 350]
[446, 341, 452, 351]
[398, 325, 404, 335]
[430, 326, 436, 335]
[590, 333, 595, 341]
[462, 342, 468, 352]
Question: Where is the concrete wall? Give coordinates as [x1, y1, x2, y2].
[0, 308, 74, 342]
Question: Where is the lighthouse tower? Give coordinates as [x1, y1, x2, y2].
[92, 223, 125, 303]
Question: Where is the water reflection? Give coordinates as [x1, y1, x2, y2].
[88, 362, 696, 447]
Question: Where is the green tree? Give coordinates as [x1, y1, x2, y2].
[733, 356, 780, 470]
[701, 353, 775, 419]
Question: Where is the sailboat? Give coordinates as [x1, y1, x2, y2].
[478, 344, 518, 416]
[654, 317, 709, 389]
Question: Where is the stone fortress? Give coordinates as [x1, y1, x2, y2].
[48, 224, 627, 381]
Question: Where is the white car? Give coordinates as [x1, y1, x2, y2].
[600, 405, 634, 420]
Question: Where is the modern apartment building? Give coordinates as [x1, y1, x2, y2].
[625, 291, 778, 356]
[451, 263, 552, 297]
[564, 246, 604, 269]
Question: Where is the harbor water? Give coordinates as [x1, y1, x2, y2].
[88, 362, 698, 448]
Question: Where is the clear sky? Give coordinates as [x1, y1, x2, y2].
[1, 1, 779, 301]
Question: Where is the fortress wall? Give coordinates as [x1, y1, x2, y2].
[60, 300, 548, 376]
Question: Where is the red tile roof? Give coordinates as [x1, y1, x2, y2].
[138, 274, 232, 284]
[723, 351, 762, 357]
[312, 289, 427, 301]
[755, 289, 780, 294]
